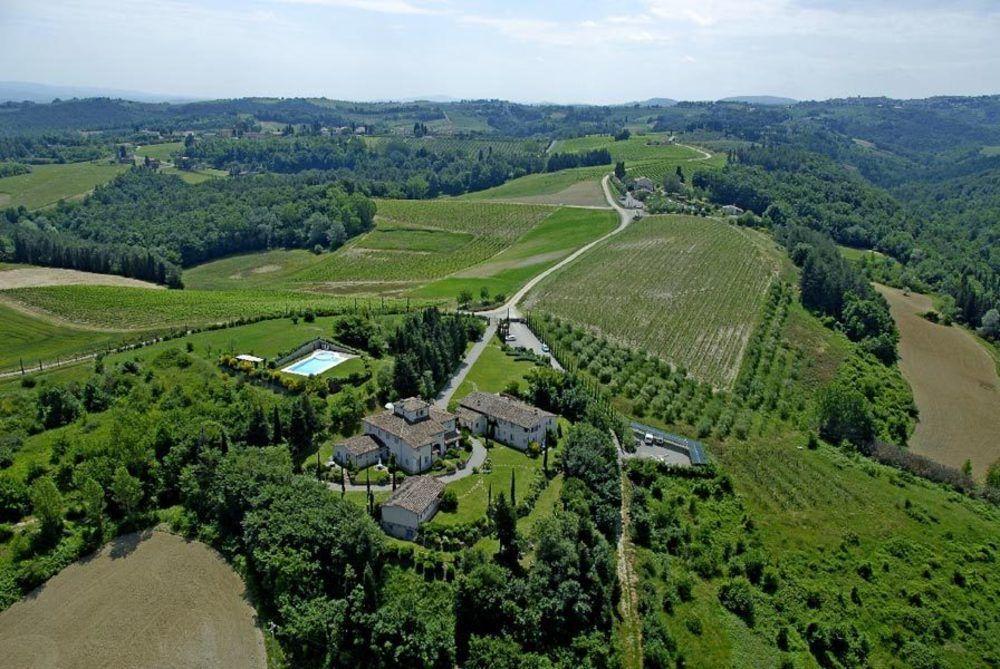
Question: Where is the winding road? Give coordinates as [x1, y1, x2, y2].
[434, 174, 637, 409]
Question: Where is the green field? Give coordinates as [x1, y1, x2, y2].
[0, 161, 128, 209]
[134, 142, 183, 162]
[183, 249, 328, 291]
[528, 215, 780, 389]
[552, 133, 697, 162]
[450, 339, 542, 405]
[0, 302, 128, 371]
[363, 136, 544, 157]
[0, 285, 421, 329]
[459, 165, 609, 206]
[185, 200, 614, 299]
[413, 206, 617, 301]
[233, 200, 556, 291]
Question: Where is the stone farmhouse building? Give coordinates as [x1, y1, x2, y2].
[633, 176, 656, 192]
[380, 475, 445, 540]
[457, 392, 556, 451]
[333, 397, 459, 474]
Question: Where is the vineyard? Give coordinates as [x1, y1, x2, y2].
[290, 199, 555, 287]
[0, 285, 423, 329]
[459, 165, 609, 206]
[526, 215, 780, 389]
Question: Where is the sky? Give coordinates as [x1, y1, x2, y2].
[2, 0, 999, 104]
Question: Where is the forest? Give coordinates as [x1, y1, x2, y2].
[2, 169, 376, 268]
[184, 135, 547, 197]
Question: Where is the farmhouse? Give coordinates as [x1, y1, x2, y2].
[621, 192, 645, 210]
[633, 176, 656, 192]
[457, 392, 556, 450]
[721, 204, 744, 216]
[334, 398, 459, 474]
[380, 475, 445, 540]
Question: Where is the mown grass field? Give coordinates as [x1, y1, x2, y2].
[0, 530, 266, 668]
[413, 206, 617, 301]
[0, 161, 128, 210]
[134, 142, 227, 184]
[0, 285, 420, 329]
[527, 215, 780, 389]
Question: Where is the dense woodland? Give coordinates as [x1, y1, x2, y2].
[2, 169, 376, 271]
[184, 135, 546, 197]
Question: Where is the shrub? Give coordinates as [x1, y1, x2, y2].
[685, 616, 703, 635]
[439, 489, 458, 512]
[718, 577, 756, 626]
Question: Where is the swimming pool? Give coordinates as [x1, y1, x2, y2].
[281, 349, 352, 376]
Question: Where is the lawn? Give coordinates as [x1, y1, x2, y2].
[134, 142, 183, 162]
[431, 444, 549, 526]
[0, 161, 128, 210]
[0, 285, 423, 329]
[412, 206, 618, 302]
[450, 339, 542, 405]
[527, 215, 781, 389]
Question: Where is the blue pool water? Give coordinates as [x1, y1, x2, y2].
[282, 350, 349, 376]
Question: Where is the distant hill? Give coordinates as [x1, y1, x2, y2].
[0, 81, 197, 104]
[628, 97, 678, 107]
[719, 95, 797, 106]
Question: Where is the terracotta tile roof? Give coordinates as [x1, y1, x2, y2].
[336, 434, 382, 457]
[382, 475, 445, 514]
[366, 408, 451, 447]
[397, 397, 429, 413]
[459, 392, 555, 430]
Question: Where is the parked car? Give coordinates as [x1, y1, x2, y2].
[505, 334, 516, 342]
[541, 344, 550, 353]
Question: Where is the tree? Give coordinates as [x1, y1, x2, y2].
[458, 289, 473, 306]
[287, 395, 319, 462]
[614, 161, 626, 180]
[675, 164, 685, 183]
[494, 492, 519, 569]
[30, 476, 64, 544]
[816, 380, 875, 448]
[79, 476, 105, 545]
[111, 466, 143, 520]
[510, 470, 517, 508]
[986, 459, 1000, 489]
[245, 402, 271, 446]
[271, 405, 284, 444]
[979, 308, 1000, 339]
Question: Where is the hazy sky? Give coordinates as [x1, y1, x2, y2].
[2, 0, 999, 103]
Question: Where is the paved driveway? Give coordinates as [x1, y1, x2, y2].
[506, 321, 563, 371]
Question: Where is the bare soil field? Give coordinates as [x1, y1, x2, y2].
[0, 530, 266, 669]
[0, 267, 164, 290]
[877, 284, 1000, 478]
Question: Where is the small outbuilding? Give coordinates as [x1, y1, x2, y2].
[333, 434, 383, 470]
[721, 204, 744, 216]
[380, 475, 446, 540]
